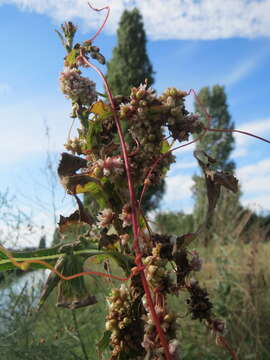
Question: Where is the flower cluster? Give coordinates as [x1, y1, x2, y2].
[97, 208, 115, 228]
[59, 68, 97, 106]
[160, 87, 203, 141]
[142, 303, 180, 360]
[106, 285, 144, 359]
[143, 244, 173, 293]
[91, 156, 124, 178]
[119, 204, 132, 228]
[119, 84, 175, 186]
[64, 137, 86, 154]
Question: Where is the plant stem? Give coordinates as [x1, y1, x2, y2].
[72, 310, 89, 360]
[79, 54, 172, 360]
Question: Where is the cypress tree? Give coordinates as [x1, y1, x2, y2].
[194, 85, 235, 171]
[107, 8, 163, 212]
[192, 85, 240, 244]
[107, 8, 154, 96]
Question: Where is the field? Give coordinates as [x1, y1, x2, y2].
[1, 240, 269, 360]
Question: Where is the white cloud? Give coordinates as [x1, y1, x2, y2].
[236, 158, 270, 211]
[224, 56, 262, 87]
[231, 118, 270, 158]
[160, 157, 270, 213]
[237, 158, 270, 193]
[0, 97, 71, 164]
[1, 0, 270, 40]
[162, 173, 193, 205]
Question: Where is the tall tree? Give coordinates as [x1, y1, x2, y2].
[192, 85, 240, 243]
[106, 8, 163, 212]
[195, 85, 235, 172]
[107, 8, 154, 96]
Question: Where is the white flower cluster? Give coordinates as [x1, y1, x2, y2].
[97, 208, 114, 228]
[92, 156, 124, 177]
[59, 68, 97, 106]
[142, 303, 181, 360]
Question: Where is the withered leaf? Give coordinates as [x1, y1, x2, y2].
[56, 254, 97, 309]
[58, 194, 94, 232]
[194, 150, 239, 222]
[57, 292, 97, 309]
[58, 152, 87, 177]
[37, 255, 65, 311]
[58, 152, 100, 194]
[210, 171, 238, 193]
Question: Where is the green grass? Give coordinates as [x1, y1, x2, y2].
[1, 241, 269, 359]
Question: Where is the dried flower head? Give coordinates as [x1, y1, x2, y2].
[59, 68, 97, 106]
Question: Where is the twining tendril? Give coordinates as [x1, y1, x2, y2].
[87, 2, 110, 43]
[0, 244, 141, 282]
[203, 127, 270, 144]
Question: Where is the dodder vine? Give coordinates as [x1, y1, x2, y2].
[1, 4, 269, 360]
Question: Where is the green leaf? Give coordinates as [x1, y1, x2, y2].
[0, 246, 62, 272]
[55, 29, 65, 47]
[96, 330, 111, 359]
[76, 181, 110, 209]
[66, 48, 78, 67]
[161, 139, 170, 154]
[106, 251, 134, 275]
[87, 119, 102, 150]
[0, 245, 103, 273]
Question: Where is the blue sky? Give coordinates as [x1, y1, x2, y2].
[0, 0, 270, 247]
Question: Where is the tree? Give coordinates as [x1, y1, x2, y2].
[106, 8, 154, 96]
[38, 235, 46, 249]
[155, 211, 195, 236]
[106, 8, 162, 212]
[192, 85, 240, 244]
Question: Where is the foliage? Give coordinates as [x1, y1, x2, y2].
[154, 211, 195, 235]
[192, 85, 239, 245]
[0, 270, 110, 360]
[2, 8, 267, 360]
[106, 8, 154, 96]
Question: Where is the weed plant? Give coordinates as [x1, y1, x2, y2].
[0, 4, 269, 360]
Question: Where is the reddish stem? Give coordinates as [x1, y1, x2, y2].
[216, 335, 239, 360]
[87, 3, 110, 42]
[78, 53, 172, 360]
[204, 127, 270, 144]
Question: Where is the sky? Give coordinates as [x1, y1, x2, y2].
[0, 0, 270, 247]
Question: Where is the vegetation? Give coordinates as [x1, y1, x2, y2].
[0, 5, 270, 360]
[192, 86, 239, 245]
[106, 8, 154, 96]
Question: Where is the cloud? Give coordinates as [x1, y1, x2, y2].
[237, 158, 270, 193]
[236, 158, 270, 211]
[160, 157, 270, 213]
[161, 173, 193, 212]
[2, 0, 270, 40]
[0, 97, 71, 164]
[231, 118, 270, 158]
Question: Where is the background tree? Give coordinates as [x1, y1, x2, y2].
[154, 211, 195, 236]
[106, 8, 154, 96]
[192, 85, 241, 244]
[38, 235, 46, 249]
[106, 8, 163, 212]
